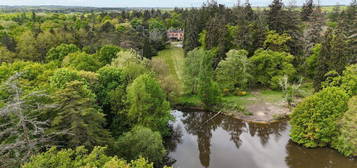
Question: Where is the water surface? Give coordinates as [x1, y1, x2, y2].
[167, 110, 357, 168]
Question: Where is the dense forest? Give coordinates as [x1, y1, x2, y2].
[0, 0, 356, 167]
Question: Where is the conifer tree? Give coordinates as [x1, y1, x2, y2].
[314, 28, 351, 91]
[301, 0, 314, 21]
[51, 81, 112, 149]
[183, 9, 201, 53]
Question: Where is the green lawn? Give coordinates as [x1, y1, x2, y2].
[223, 89, 285, 107]
[153, 45, 185, 83]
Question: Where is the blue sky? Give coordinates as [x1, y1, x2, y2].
[0, 0, 352, 7]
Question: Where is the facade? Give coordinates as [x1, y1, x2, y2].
[167, 29, 184, 41]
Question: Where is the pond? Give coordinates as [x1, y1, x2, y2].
[167, 110, 357, 168]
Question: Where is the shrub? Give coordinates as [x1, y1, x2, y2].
[116, 126, 166, 165]
[333, 96, 357, 157]
[290, 87, 349, 148]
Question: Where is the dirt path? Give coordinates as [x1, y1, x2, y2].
[227, 90, 291, 123]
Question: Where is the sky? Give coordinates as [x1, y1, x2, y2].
[0, 0, 352, 8]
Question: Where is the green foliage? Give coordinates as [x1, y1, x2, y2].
[266, 0, 303, 57]
[0, 46, 16, 63]
[96, 66, 125, 107]
[249, 49, 296, 89]
[63, 52, 100, 72]
[50, 68, 97, 91]
[51, 81, 112, 149]
[305, 44, 321, 78]
[313, 28, 351, 91]
[96, 66, 129, 136]
[22, 146, 155, 168]
[16, 31, 40, 61]
[290, 87, 349, 148]
[116, 126, 166, 165]
[322, 64, 357, 96]
[127, 74, 172, 136]
[46, 43, 80, 62]
[199, 78, 222, 108]
[0, 61, 57, 90]
[333, 96, 357, 157]
[183, 48, 222, 107]
[263, 30, 291, 52]
[111, 50, 150, 83]
[215, 49, 251, 90]
[96, 45, 121, 66]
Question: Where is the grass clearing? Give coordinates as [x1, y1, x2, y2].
[153, 45, 185, 82]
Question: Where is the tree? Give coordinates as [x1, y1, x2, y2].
[290, 87, 349, 148]
[111, 50, 150, 84]
[231, 18, 266, 56]
[334, 96, 357, 157]
[0, 46, 16, 63]
[96, 45, 121, 66]
[49, 68, 96, 89]
[249, 49, 296, 89]
[51, 81, 112, 149]
[0, 61, 57, 90]
[266, 0, 304, 58]
[183, 9, 201, 53]
[313, 28, 351, 91]
[183, 48, 204, 94]
[322, 64, 357, 96]
[46, 43, 80, 62]
[17, 31, 40, 61]
[116, 126, 166, 165]
[36, 31, 65, 62]
[22, 146, 155, 168]
[301, 0, 314, 21]
[263, 30, 291, 52]
[304, 44, 321, 78]
[303, 7, 324, 61]
[215, 49, 251, 90]
[278, 75, 303, 107]
[0, 32, 17, 52]
[96, 66, 130, 136]
[0, 73, 61, 167]
[204, 15, 230, 66]
[63, 52, 100, 72]
[183, 48, 221, 107]
[267, 0, 285, 33]
[127, 74, 172, 136]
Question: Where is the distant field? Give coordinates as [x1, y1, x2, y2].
[252, 5, 347, 12]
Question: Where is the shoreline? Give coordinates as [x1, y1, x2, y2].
[174, 105, 290, 124]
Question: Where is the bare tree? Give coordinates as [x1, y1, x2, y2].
[0, 73, 64, 167]
[279, 75, 303, 107]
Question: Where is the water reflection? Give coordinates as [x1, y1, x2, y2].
[168, 110, 357, 168]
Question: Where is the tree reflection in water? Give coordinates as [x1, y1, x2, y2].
[177, 111, 289, 167]
[168, 110, 357, 168]
[247, 121, 288, 146]
[182, 112, 220, 167]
